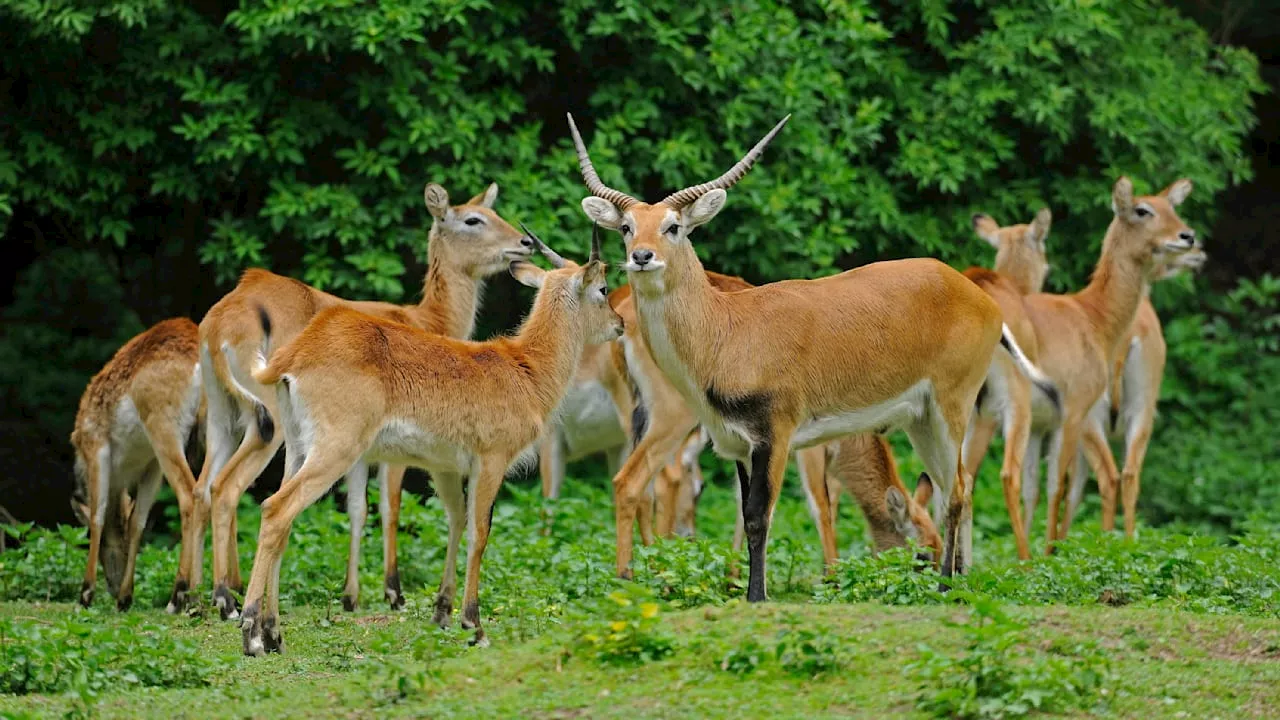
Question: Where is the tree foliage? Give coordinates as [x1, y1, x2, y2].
[0, 0, 1272, 529]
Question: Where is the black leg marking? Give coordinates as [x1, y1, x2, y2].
[254, 402, 275, 444]
[116, 593, 133, 612]
[704, 386, 771, 439]
[262, 615, 283, 654]
[167, 578, 189, 613]
[734, 461, 750, 522]
[630, 396, 649, 448]
[461, 599, 480, 629]
[240, 600, 264, 656]
[743, 440, 774, 603]
[342, 593, 358, 612]
[80, 580, 94, 608]
[432, 592, 453, 628]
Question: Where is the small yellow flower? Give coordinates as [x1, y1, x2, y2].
[640, 603, 659, 619]
[610, 621, 627, 632]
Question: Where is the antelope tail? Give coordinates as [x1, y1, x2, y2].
[998, 323, 1061, 415]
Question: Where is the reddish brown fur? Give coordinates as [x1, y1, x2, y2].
[237, 244, 622, 653]
[194, 182, 531, 618]
[959, 209, 1052, 561]
[71, 318, 203, 612]
[1019, 178, 1197, 551]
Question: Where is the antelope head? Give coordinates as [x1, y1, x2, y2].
[1108, 177, 1198, 278]
[972, 207, 1053, 294]
[423, 182, 537, 278]
[567, 114, 790, 295]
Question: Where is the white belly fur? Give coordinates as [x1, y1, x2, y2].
[791, 379, 932, 449]
[556, 381, 625, 460]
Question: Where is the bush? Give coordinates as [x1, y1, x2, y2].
[908, 593, 1111, 719]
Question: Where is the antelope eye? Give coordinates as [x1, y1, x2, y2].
[666, 224, 680, 235]
[620, 224, 632, 235]
[1135, 206, 1153, 218]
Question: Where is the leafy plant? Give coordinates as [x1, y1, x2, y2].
[907, 593, 1110, 719]
[572, 585, 676, 665]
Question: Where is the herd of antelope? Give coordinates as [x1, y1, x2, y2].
[67, 113, 1206, 655]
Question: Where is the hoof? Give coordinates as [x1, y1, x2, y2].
[116, 594, 133, 612]
[385, 573, 405, 611]
[241, 602, 281, 656]
[341, 594, 358, 613]
[214, 584, 240, 621]
[617, 568, 634, 581]
[432, 595, 453, 629]
[79, 582, 94, 608]
[167, 580, 189, 614]
[468, 628, 490, 648]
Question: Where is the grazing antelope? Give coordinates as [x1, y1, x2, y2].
[793, 435, 942, 560]
[568, 113, 1058, 598]
[1016, 177, 1198, 552]
[1063, 244, 1208, 537]
[241, 228, 622, 653]
[195, 182, 534, 618]
[70, 318, 204, 612]
[959, 209, 1055, 560]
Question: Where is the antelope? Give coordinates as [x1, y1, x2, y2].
[617, 271, 935, 571]
[240, 228, 621, 653]
[568, 112, 1058, 598]
[70, 318, 204, 612]
[1062, 244, 1208, 537]
[194, 182, 534, 619]
[793, 435, 942, 560]
[1015, 178, 1198, 552]
[959, 209, 1055, 560]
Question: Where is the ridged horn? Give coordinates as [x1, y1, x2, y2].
[519, 221, 567, 269]
[661, 114, 791, 208]
[566, 113, 640, 210]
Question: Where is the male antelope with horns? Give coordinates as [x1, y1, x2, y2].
[566, 113, 1059, 597]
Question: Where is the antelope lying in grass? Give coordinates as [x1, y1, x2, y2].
[1013, 178, 1199, 551]
[1063, 244, 1208, 537]
[71, 318, 204, 612]
[568, 113, 1058, 597]
[195, 182, 533, 618]
[241, 228, 621, 653]
[960, 209, 1056, 560]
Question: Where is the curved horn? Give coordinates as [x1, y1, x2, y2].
[519, 221, 568, 269]
[566, 113, 640, 210]
[589, 222, 601, 264]
[661, 114, 791, 208]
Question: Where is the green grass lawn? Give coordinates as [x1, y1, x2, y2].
[3, 463, 1280, 719]
[2, 600, 1278, 719]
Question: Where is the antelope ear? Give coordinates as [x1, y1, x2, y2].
[885, 487, 908, 518]
[684, 189, 727, 229]
[914, 472, 934, 506]
[1159, 178, 1193, 207]
[581, 197, 623, 228]
[509, 260, 546, 289]
[424, 183, 451, 220]
[468, 182, 499, 208]
[972, 213, 1001, 248]
[1026, 207, 1052, 249]
[1111, 176, 1134, 216]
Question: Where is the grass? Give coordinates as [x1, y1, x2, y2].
[2, 600, 1278, 718]
[3, 453, 1280, 718]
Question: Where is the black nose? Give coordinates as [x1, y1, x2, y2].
[1178, 230, 1196, 243]
[631, 249, 654, 265]
[520, 236, 534, 248]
